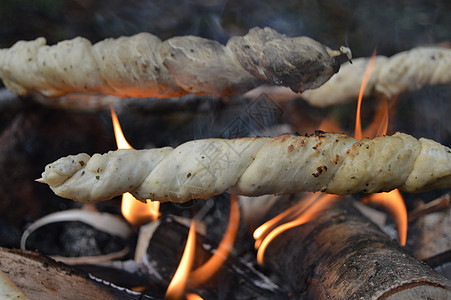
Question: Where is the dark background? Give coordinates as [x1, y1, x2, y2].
[0, 0, 450, 251]
[1, 0, 450, 56]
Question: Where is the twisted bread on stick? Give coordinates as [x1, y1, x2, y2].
[302, 46, 451, 107]
[0, 27, 342, 98]
[40, 132, 451, 203]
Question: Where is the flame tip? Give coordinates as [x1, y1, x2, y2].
[255, 194, 339, 265]
[111, 107, 160, 226]
[366, 189, 407, 246]
[189, 196, 240, 287]
[165, 221, 197, 300]
[354, 49, 378, 140]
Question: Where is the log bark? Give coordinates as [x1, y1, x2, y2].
[0, 247, 158, 300]
[261, 198, 451, 299]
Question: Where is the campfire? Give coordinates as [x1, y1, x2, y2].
[0, 2, 451, 299]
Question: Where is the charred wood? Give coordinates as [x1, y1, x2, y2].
[143, 215, 288, 299]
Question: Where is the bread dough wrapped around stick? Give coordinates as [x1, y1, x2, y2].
[39, 132, 451, 203]
[301, 46, 451, 107]
[0, 27, 344, 98]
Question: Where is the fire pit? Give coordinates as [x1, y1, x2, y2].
[0, 1, 450, 299]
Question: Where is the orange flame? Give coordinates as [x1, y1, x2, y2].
[253, 193, 318, 249]
[110, 106, 160, 225]
[351, 61, 407, 246]
[361, 96, 392, 139]
[111, 106, 133, 149]
[363, 189, 407, 245]
[318, 118, 342, 135]
[255, 194, 339, 265]
[185, 294, 204, 300]
[121, 192, 160, 226]
[354, 49, 377, 140]
[165, 221, 197, 300]
[189, 195, 240, 287]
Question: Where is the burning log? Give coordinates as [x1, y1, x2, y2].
[259, 198, 451, 298]
[301, 46, 451, 107]
[39, 131, 451, 203]
[0, 27, 347, 99]
[142, 215, 287, 299]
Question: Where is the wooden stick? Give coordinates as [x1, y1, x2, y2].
[408, 193, 451, 222]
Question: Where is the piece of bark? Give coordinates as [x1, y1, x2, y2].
[408, 193, 451, 222]
[0, 247, 153, 300]
[261, 198, 451, 299]
[409, 198, 451, 261]
[143, 215, 287, 299]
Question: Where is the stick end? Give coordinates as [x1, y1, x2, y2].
[35, 178, 46, 184]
